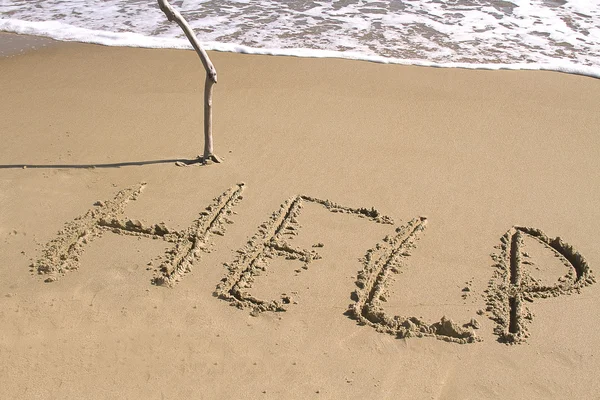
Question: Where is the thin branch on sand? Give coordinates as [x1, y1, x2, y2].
[157, 0, 221, 164]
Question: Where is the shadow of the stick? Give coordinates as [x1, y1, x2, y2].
[0, 158, 200, 169]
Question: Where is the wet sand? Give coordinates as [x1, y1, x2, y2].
[0, 32, 58, 57]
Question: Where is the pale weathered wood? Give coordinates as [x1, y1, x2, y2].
[204, 74, 215, 158]
[157, 0, 220, 164]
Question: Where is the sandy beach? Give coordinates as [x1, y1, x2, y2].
[1, 36, 599, 399]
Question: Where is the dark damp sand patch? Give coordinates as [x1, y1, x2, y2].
[32, 183, 245, 286]
[215, 195, 394, 315]
[486, 226, 596, 344]
[0, 32, 60, 57]
[348, 217, 479, 344]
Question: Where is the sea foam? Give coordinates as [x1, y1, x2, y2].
[1, 0, 599, 78]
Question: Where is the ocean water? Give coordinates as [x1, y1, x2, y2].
[1, 0, 599, 77]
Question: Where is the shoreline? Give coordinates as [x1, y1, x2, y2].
[2, 30, 599, 79]
[1, 40, 599, 399]
[0, 31, 60, 57]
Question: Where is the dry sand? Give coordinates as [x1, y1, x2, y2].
[1, 36, 599, 399]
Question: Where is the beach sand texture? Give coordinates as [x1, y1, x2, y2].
[1, 39, 600, 399]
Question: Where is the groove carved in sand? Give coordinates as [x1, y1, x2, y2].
[215, 195, 394, 314]
[348, 217, 480, 344]
[32, 183, 244, 285]
[486, 226, 596, 344]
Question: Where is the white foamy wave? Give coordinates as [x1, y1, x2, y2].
[1, 0, 599, 78]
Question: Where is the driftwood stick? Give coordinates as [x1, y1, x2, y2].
[204, 74, 215, 157]
[157, 0, 220, 163]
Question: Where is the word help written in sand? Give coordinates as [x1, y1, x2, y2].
[32, 183, 595, 344]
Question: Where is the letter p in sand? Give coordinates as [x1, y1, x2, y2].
[487, 226, 596, 343]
